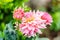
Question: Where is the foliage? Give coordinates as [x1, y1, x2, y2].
[49, 0, 60, 32]
[0, 0, 30, 31]
[50, 12, 60, 31]
[0, 31, 4, 40]
[51, 0, 60, 12]
[3, 21, 26, 40]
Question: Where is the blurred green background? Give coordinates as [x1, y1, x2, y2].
[0, 0, 29, 31]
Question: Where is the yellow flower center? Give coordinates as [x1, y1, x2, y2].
[25, 16, 34, 22]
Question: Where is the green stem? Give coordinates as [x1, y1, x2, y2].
[34, 37, 36, 40]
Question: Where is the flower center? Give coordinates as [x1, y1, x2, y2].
[25, 16, 34, 22]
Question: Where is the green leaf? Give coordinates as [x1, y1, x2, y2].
[4, 21, 18, 40]
[0, 22, 5, 31]
[0, 31, 4, 40]
[0, 13, 3, 20]
[3, 0, 13, 3]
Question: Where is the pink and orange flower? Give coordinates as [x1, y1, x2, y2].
[13, 8, 53, 37]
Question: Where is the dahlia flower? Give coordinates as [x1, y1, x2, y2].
[19, 10, 53, 37]
[13, 8, 24, 20]
[41, 12, 53, 25]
